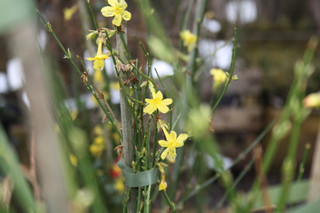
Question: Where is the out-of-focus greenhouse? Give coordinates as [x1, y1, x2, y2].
[0, 0, 320, 212]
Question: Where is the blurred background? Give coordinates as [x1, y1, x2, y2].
[1, 0, 320, 211]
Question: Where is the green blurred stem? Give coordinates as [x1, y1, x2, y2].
[152, 121, 158, 167]
[0, 125, 37, 212]
[190, 0, 208, 82]
[211, 24, 238, 113]
[162, 190, 176, 212]
[297, 144, 310, 182]
[214, 159, 254, 212]
[277, 118, 304, 212]
[87, 0, 99, 30]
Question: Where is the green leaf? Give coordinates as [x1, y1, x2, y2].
[0, 124, 37, 212]
[289, 199, 320, 213]
[253, 180, 309, 208]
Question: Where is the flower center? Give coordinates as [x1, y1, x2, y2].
[151, 97, 161, 106]
[114, 6, 122, 15]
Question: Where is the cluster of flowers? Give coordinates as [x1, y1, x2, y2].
[84, 0, 234, 192]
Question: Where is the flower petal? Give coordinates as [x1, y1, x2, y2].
[94, 59, 105, 70]
[159, 179, 167, 191]
[158, 140, 169, 147]
[101, 6, 115, 17]
[122, 11, 131, 21]
[108, 0, 118, 7]
[143, 104, 156, 114]
[96, 54, 109, 60]
[162, 127, 170, 140]
[161, 148, 169, 160]
[86, 57, 96, 61]
[119, 0, 128, 9]
[176, 134, 188, 147]
[157, 105, 169, 114]
[112, 14, 122, 26]
[145, 98, 152, 104]
[168, 148, 177, 159]
[161, 98, 172, 106]
[168, 131, 177, 142]
[154, 91, 163, 100]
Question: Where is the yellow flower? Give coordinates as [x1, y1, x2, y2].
[63, 5, 78, 21]
[93, 136, 104, 146]
[159, 173, 167, 191]
[303, 92, 320, 108]
[110, 82, 120, 91]
[210, 68, 227, 90]
[69, 154, 78, 166]
[101, 0, 132, 27]
[158, 128, 188, 160]
[94, 69, 104, 84]
[114, 178, 125, 194]
[112, 133, 121, 144]
[180, 30, 197, 52]
[93, 125, 103, 136]
[89, 143, 104, 157]
[86, 37, 109, 71]
[143, 91, 172, 114]
[70, 110, 78, 121]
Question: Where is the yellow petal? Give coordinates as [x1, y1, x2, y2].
[112, 14, 122, 26]
[94, 136, 104, 145]
[159, 179, 167, 191]
[168, 148, 177, 159]
[101, 6, 115, 17]
[145, 98, 153, 104]
[119, 0, 128, 9]
[86, 57, 96, 61]
[122, 11, 131, 21]
[64, 5, 78, 21]
[158, 140, 169, 148]
[168, 131, 177, 141]
[93, 59, 105, 70]
[161, 148, 169, 160]
[96, 54, 109, 60]
[143, 104, 157, 114]
[157, 105, 169, 114]
[162, 127, 170, 140]
[108, 0, 118, 7]
[176, 134, 188, 147]
[161, 98, 172, 105]
[154, 91, 163, 100]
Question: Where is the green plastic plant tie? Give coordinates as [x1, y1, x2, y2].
[117, 159, 159, 187]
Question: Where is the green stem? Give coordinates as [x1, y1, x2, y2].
[136, 187, 142, 212]
[190, 0, 208, 83]
[123, 187, 131, 213]
[162, 190, 176, 212]
[214, 159, 254, 212]
[152, 121, 158, 167]
[297, 144, 310, 182]
[144, 185, 152, 213]
[87, 0, 99, 30]
[211, 24, 238, 113]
